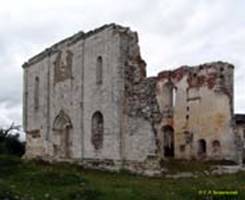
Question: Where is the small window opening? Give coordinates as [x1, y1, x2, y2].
[96, 56, 103, 85]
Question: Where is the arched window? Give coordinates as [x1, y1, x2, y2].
[91, 111, 104, 150]
[34, 77, 39, 110]
[163, 81, 176, 108]
[96, 56, 103, 85]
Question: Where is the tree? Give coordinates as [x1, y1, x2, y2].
[0, 123, 25, 156]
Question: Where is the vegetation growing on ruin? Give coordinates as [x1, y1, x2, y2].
[0, 155, 244, 200]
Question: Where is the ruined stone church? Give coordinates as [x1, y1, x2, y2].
[23, 24, 245, 174]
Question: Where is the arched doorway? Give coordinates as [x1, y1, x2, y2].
[197, 139, 206, 159]
[53, 110, 72, 158]
[163, 125, 175, 157]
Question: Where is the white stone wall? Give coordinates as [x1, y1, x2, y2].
[23, 24, 240, 172]
[82, 27, 123, 160]
[24, 57, 49, 158]
[48, 40, 84, 159]
[24, 25, 126, 162]
[124, 116, 156, 161]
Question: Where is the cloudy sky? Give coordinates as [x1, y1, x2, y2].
[0, 0, 245, 127]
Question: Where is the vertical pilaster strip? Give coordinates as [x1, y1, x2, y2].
[46, 52, 51, 141]
[81, 40, 85, 159]
[119, 33, 126, 162]
[23, 65, 28, 132]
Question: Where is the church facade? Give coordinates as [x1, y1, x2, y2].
[23, 24, 244, 175]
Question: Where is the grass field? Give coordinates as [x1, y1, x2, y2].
[0, 155, 244, 200]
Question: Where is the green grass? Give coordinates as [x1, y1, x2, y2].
[159, 158, 236, 174]
[0, 155, 244, 200]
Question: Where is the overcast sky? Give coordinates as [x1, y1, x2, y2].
[0, 0, 245, 127]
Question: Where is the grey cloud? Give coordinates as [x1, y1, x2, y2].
[0, 0, 245, 126]
[0, 102, 22, 126]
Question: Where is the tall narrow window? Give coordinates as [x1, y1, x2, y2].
[96, 56, 103, 85]
[163, 81, 176, 108]
[173, 87, 176, 107]
[91, 111, 104, 150]
[34, 77, 39, 110]
[163, 125, 175, 157]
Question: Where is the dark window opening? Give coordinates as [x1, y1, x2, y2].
[34, 77, 39, 110]
[184, 131, 193, 145]
[91, 111, 104, 150]
[197, 139, 206, 159]
[180, 145, 185, 152]
[96, 56, 103, 85]
[163, 125, 175, 157]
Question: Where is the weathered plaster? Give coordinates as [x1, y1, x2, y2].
[23, 24, 242, 175]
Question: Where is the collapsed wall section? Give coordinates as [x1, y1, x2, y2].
[119, 29, 162, 172]
[156, 62, 236, 161]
